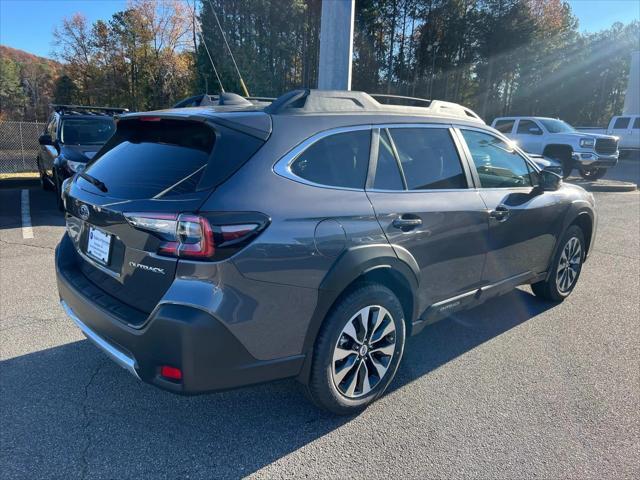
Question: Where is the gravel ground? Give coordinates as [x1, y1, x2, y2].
[0, 182, 638, 479]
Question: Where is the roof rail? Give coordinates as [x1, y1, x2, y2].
[369, 93, 432, 107]
[264, 89, 381, 114]
[265, 89, 484, 123]
[51, 104, 129, 115]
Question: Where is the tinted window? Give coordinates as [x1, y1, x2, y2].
[461, 130, 534, 188]
[373, 130, 403, 190]
[613, 117, 630, 129]
[389, 128, 467, 190]
[290, 130, 370, 189]
[494, 119, 515, 133]
[83, 119, 215, 199]
[633, 117, 640, 129]
[517, 120, 542, 135]
[539, 119, 574, 133]
[61, 118, 116, 145]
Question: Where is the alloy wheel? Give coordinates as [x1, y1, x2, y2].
[331, 305, 396, 399]
[556, 236, 582, 294]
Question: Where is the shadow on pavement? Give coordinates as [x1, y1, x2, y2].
[0, 289, 554, 478]
[0, 187, 64, 231]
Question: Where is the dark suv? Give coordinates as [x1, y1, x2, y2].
[55, 90, 596, 414]
[37, 105, 127, 209]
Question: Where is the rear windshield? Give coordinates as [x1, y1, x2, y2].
[61, 118, 116, 145]
[82, 119, 215, 199]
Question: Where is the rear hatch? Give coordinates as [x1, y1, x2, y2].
[63, 114, 267, 318]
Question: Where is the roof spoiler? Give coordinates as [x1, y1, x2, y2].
[51, 104, 129, 115]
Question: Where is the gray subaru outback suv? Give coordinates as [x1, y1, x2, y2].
[56, 89, 596, 414]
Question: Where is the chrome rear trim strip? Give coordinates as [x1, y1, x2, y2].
[61, 300, 141, 380]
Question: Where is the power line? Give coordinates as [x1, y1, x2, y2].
[205, 0, 250, 97]
[186, 0, 225, 93]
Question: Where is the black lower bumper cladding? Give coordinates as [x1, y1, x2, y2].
[56, 235, 304, 394]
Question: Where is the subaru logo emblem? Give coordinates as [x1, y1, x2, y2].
[79, 204, 90, 221]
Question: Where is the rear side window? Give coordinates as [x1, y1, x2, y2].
[613, 117, 630, 129]
[83, 119, 215, 199]
[494, 119, 515, 133]
[633, 117, 640, 129]
[388, 128, 467, 190]
[290, 130, 370, 189]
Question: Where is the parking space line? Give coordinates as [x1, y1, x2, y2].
[21, 189, 34, 239]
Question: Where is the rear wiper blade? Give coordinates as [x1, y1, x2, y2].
[79, 172, 108, 192]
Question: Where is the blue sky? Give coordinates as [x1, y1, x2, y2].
[1, 0, 639, 59]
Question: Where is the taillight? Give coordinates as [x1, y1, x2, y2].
[157, 214, 215, 258]
[124, 212, 267, 260]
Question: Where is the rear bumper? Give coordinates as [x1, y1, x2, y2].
[56, 237, 304, 394]
[61, 300, 141, 380]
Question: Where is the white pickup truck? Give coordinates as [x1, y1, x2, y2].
[491, 116, 619, 180]
[577, 115, 640, 156]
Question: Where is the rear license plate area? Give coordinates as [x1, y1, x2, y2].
[86, 226, 113, 266]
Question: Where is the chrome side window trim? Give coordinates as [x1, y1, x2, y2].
[273, 122, 509, 192]
[273, 124, 373, 191]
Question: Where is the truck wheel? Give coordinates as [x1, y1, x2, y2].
[53, 171, 64, 211]
[545, 150, 573, 179]
[579, 167, 607, 181]
[531, 225, 585, 302]
[38, 158, 53, 191]
[306, 284, 406, 415]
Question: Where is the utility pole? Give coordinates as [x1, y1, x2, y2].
[318, 0, 355, 90]
[623, 51, 639, 115]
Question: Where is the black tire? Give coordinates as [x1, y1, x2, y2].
[38, 158, 53, 191]
[579, 167, 607, 181]
[53, 170, 64, 211]
[546, 149, 573, 179]
[531, 225, 585, 302]
[306, 283, 406, 415]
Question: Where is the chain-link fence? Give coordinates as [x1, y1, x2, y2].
[0, 121, 45, 174]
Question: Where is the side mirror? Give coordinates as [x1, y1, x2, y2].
[537, 168, 562, 191]
[38, 134, 53, 146]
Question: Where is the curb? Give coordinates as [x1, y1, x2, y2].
[568, 180, 638, 192]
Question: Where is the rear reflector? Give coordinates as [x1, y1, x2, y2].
[160, 366, 182, 380]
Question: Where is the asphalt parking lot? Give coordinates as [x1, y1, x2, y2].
[1, 166, 638, 479]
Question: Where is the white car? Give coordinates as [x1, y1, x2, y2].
[491, 116, 619, 180]
[578, 115, 640, 156]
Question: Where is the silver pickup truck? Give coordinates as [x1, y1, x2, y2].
[578, 115, 640, 157]
[491, 116, 619, 180]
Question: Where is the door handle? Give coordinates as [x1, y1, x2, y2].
[489, 205, 510, 222]
[392, 216, 422, 230]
